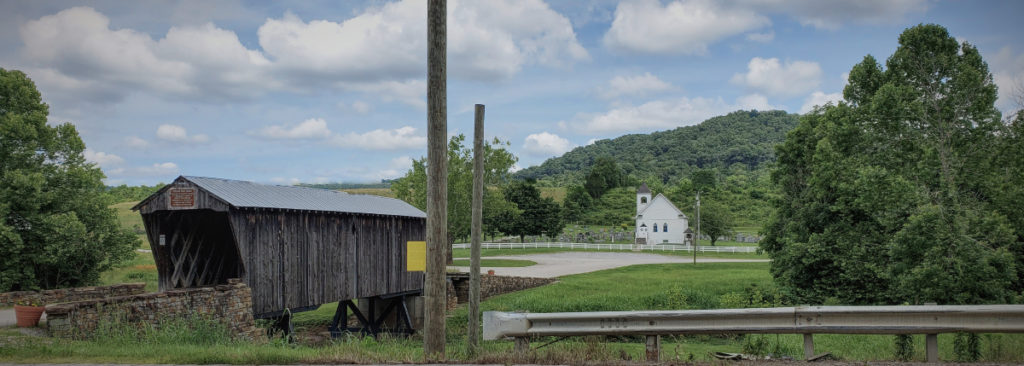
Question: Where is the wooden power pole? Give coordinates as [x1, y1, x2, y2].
[694, 191, 700, 265]
[468, 104, 485, 351]
[424, 0, 447, 358]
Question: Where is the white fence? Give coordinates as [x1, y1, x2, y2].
[484, 305, 1024, 362]
[451, 242, 758, 253]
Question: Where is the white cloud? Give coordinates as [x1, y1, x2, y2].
[252, 118, 332, 140]
[124, 136, 149, 148]
[269, 177, 301, 185]
[344, 79, 426, 109]
[330, 126, 426, 150]
[83, 149, 124, 166]
[377, 156, 415, 178]
[257, 0, 586, 82]
[523, 132, 576, 156]
[604, 0, 770, 55]
[109, 162, 180, 177]
[746, 0, 928, 30]
[800, 91, 843, 113]
[746, 31, 774, 43]
[989, 47, 1024, 113]
[20, 2, 586, 105]
[350, 101, 371, 114]
[571, 94, 779, 134]
[598, 72, 674, 99]
[156, 124, 210, 143]
[731, 57, 822, 97]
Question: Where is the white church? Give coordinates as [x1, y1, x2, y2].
[635, 183, 691, 245]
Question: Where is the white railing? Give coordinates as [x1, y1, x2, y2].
[451, 242, 759, 253]
[484, 305, 1024, 362]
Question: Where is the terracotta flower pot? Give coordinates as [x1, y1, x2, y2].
[14, 305, 45, 328]
[487, 269, 495, 275]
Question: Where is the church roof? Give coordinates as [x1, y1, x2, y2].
[637, 182, 651, 194]
[637, 193, 688, 219]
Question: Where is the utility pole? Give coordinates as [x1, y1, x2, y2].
[694, 191, 700, 265]
[424, 0, 447, 359]
[468, 104, 484, 352]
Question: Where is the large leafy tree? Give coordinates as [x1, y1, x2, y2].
[392, 134, 518, 243]
[699, 201, 734, 246]
[503, 179, 564, 242]
[762, 25, 1021, 305]
[583, 156, 627, 198]
[0, 69, 138, 291]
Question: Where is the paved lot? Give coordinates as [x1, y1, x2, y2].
[451, 251, 768, 278]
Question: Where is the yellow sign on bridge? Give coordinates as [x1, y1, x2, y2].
[407, 241, 426, 272]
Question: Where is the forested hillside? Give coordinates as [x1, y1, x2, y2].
[516, 110, 799, 185]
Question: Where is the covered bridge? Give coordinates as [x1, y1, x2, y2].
[133, 176, 426, 319]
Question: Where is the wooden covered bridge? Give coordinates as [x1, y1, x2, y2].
[134, 176, 426, 333]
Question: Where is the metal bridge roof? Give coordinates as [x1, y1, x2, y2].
[182, 176, 426, 218]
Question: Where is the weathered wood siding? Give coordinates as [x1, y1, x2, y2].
[137, 180, 230, 214]
[228, 210, 425, 317]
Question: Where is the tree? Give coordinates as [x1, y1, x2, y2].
[561, 185, 591, 223]
[699, 202, 734, 246]
[584, 156, 625, 198]
[762, 25, 1020, 306]
[503, 179, 564, 242]
[392, 135, 518, 243]
[0, 68, 138, 291]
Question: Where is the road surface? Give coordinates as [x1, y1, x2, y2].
[451, 251, 768, 278]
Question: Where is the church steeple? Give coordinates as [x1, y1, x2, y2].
[636, 182, 652, 215]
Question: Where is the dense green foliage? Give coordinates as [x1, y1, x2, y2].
[104, 184, 163, 203]
[697, 200, 734, 246]
[502, 179, 565, 241]
[516, 110, 798, 185]
[0, 68, 138, 291]
[392, 135, 519, 242]
[762, 25, 1024, 305]
[582, 156, 630, 198]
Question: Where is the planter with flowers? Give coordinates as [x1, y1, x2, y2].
[14, 295, 45, 328]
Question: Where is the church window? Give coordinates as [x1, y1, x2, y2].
[653, 223, 658, 232]
[641, 197, 648, 204]
[663, 223, 668, 232]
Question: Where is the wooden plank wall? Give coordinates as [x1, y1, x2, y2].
[228, 210, 425, 317]
[137, 179, 230, 214]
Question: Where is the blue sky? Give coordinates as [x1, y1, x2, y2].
[1, 0, 1021, 185]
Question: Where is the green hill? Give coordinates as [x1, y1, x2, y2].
[516, 110, 799, 185]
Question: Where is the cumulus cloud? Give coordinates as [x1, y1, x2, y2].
[108, 162, 180, 177]
[604, 0, 770, 55]
[731, 57, 822, 97]
[124, 136, 149, 148]
[252, 118, 332, 140]
[598, 73, 674, 99]
[19, 2, 586, 105]
[571, 94, 778, 134]
[156, 124, 210, 143]
[800, 91, 843, 113]
[330, 126, 427, 150]
[745, 0, 928, 30]
[523, 132, 576, 156]
[989, 46, 1024, 112]
[746, 31, 774, 43]
[83, 149, 124, 166]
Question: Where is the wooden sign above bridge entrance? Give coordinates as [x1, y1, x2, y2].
[168, 187, 196, 209]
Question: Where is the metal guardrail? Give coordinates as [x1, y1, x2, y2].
[484, 305, 1024, 362]
[452, 242, 759, 253]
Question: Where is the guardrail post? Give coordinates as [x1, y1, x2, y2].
[926, 334, 938, 362]
[803, 333, 814, 359]
[646, 335, 660, 362]
[514, 336, 529, 356]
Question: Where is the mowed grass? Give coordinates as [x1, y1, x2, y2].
[450, 259, 536, 267]
[538, 186, 566, 203]
[111, 200, 150, 250]
[99, 251, 159, 292]
[10, 262, 1024, 363]
[452, 247, 768, 260]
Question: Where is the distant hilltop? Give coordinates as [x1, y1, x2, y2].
[515, 110, 800, 185]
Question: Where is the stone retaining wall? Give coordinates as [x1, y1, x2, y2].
[448, 274, 555, 308]
[45, 279, 260, 340]
[0, 283, 146, 307]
